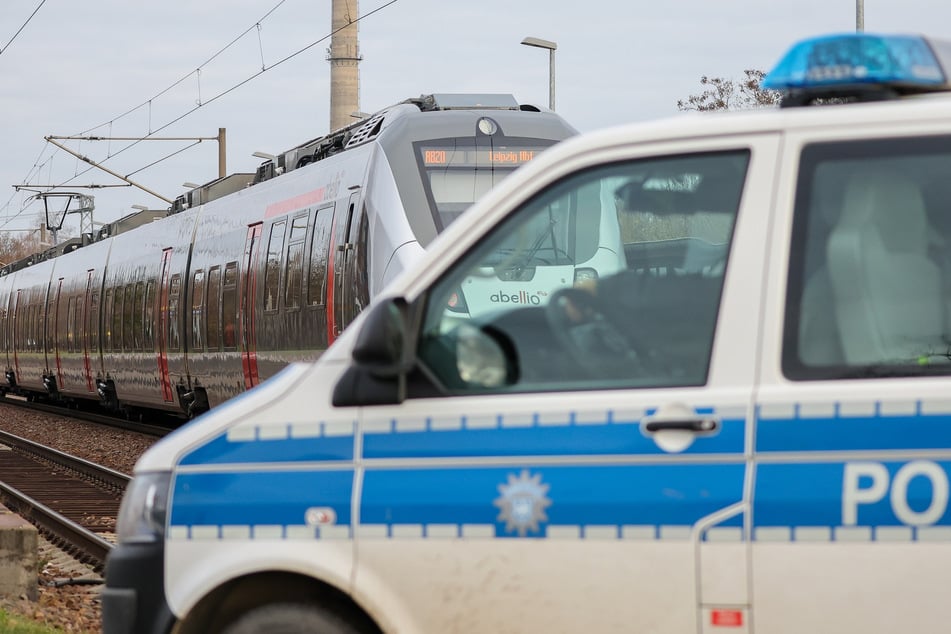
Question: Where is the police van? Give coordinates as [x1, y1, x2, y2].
[104, 33, 951, 634]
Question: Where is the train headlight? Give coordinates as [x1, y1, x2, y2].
[116, 472, 171, 544]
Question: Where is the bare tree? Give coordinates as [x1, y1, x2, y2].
[0, 231, 42, 267]
[678, 69, 780, 112]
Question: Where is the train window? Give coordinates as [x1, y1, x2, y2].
[76, 295, 84, 354]
[222, 262, 238, 350]
[90, 291, 99, 354]
[30, 303, 36, 352]
[290, 213, 308, 242]
[191, 269, 205, 352]
[67, 297, 76, 353]
[307, 205, 333, 307]
[25, 303, 31, 352]
[35, 303, 42, 352]
[285, 243, 304, 310]
[264, 220, 287, 312]
[123, 284, 135, 351]
[23, 302, 29, 352]
[112, 287, 123, 352]
[41, 302, 48, 352]
[133, 282, 145, 351]
[37, 303, 43, 352]
[144, 281, 154, 350]
[416, 139, 558, 230]
[104, 288, 114, 352]
[51, 286, 60, 353]
[169, 274, 181, 352]
[207, 266, 221, 351]
[285, 214, 308, 311]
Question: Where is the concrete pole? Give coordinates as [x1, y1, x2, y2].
[329, 0, 361, 132]
[217, 128, 227, 178]
[548, 48, 556, 111]
[856, 0, 864, 32]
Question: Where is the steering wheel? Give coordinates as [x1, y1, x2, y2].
[544, 286, 650, 378]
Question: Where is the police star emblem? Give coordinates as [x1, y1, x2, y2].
[494, 469, 552, 537]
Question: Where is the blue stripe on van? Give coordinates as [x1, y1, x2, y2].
[169, 469, 353, 528]
[362, 414, 745, 460]
[754, 461, 951, 528]
[360, 463, 745, 536]
[756, 403, 951, 453]
[178, 427, 355, 465]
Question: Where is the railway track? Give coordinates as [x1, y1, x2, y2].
[0, 394, 173, 437]
[0, 429, 131, 572]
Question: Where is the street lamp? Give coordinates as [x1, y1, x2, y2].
[521, 36, 557, 111]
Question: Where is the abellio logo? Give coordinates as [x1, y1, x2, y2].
[490, 290, 542, 305]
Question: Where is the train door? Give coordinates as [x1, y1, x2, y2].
[156, 249, 175, 403]
[82, 270, 95, 392]
[329, 191, 361, 343]
[241, 223, 263, 389]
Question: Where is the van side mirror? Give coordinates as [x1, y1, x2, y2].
[332, 297, 409, 406]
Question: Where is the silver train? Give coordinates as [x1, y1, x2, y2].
[0, 94, 577, 418]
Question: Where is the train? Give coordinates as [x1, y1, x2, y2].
[0, 93, 579, 419]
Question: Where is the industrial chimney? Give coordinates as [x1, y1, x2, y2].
[328, 0, 361, 131]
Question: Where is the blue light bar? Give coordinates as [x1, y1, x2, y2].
[762, 33, 950, 92]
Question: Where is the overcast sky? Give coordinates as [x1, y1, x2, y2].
[0, 0, 947, 235]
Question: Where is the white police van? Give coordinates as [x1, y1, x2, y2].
[104, 33, 951, 634]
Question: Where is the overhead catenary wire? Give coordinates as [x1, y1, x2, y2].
[3, 0, 399, 229]
[78, 0, 291, 136]
[0, 0, 48, 56]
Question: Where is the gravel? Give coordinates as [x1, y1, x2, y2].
[0, 401, 161, 633]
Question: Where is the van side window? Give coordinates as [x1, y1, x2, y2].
[784, 135, 951, 380]
[418, 150, 748, 392]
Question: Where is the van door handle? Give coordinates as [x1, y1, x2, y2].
[643, 417, 719, 433]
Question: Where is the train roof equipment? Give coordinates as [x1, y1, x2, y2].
[14, 93, 565, 274]
[247, 93, 537, 187]
[762, 32, 951, 107]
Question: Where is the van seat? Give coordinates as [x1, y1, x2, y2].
[826, 169, 944, 364]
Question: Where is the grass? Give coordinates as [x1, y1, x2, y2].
[0, 609, 68, 634]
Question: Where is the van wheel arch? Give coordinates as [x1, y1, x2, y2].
[175, 571, 382, 634]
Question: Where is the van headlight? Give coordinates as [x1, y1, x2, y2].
[116, 472, 171, 544]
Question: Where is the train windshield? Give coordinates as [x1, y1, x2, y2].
[416, 139, 557, 230]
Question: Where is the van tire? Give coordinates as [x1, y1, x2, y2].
[222, 602, 363, 634]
